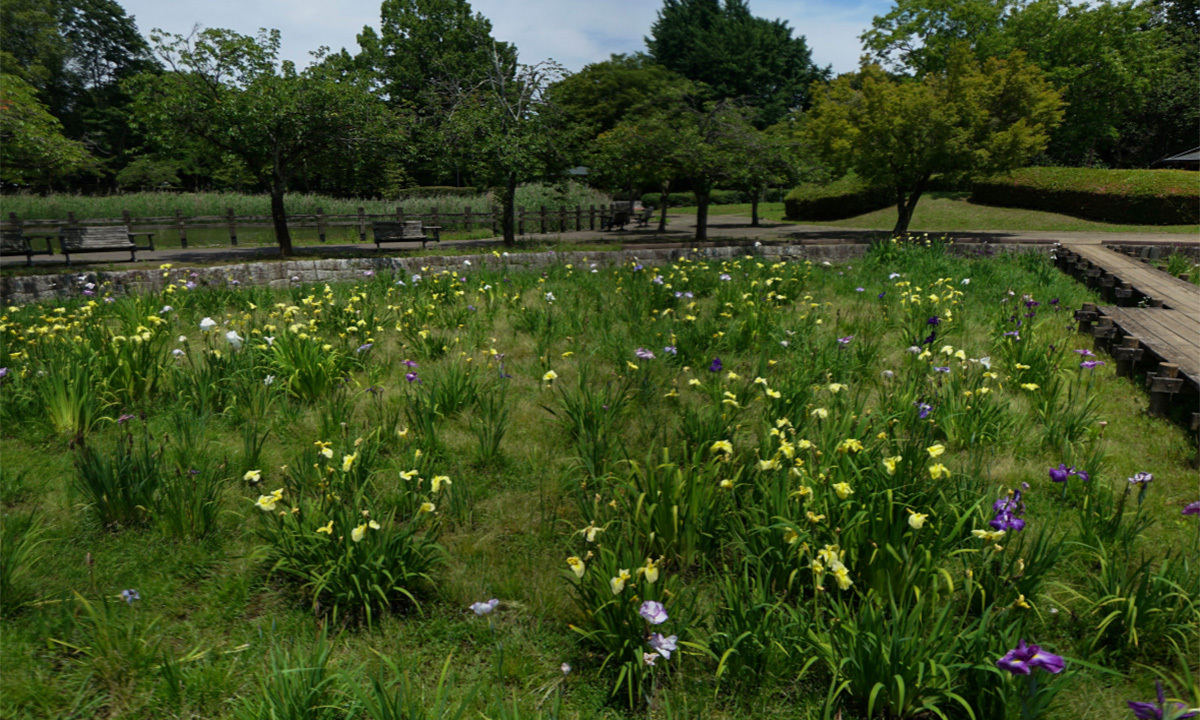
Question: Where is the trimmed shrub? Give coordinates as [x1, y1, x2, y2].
[395, 186, 478, 199]
[784, 175, 893, 221]
[642, 192, 697, 209]
[971, 168, 1200, 225]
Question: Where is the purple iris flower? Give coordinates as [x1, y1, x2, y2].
[0, 368, 7, 379]
[403, 360, 418, 368]
[120, 589, 140, 604]
[990, 491, 1026, 531]
[1081, 360, 1105, 370]
[1183, 501, 1200, 516]
[1003, 330, 1020, 339]
[837, 335, 854, 346]
[878, 292, 886, 299]
[356, 343, 373, 353]
[663, 346, 677, 355]
[719, 273, 731, 281]
[1128, 472, 1153, 486]
[1128, 681, 1199, 719]
[470, 598, 500, 616]
[1025, 300, 1040, 309]
[922, 332, 937, 345]
[709, 358, 722, 372]
[996, 640, 1065, 675]
[1049, 464, 1072, 483]
[927, 317, 941, 326]
[1075, 469, 1090, 482]
[639, 601, 668, 625]
[856, 287, 865, 292]
[636, 348, 655, 360]
[647, 633, 679, 659]
[934, 366, 950, 373]
[914, 402, 932, 419]
[1074, 349, 1095, 357]
[405, 372, 419, 383]
[632, 264, 643, 272]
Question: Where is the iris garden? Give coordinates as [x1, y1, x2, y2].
[0, 239, 1197, 719]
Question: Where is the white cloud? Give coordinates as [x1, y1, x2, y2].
[121, 0, 883, 74]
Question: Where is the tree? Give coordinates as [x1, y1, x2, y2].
[1, 0, 157, 183]
[724, 125, 804, 226]
[443, 49, 570, 245]
[646, 0, 827, 126]
[550, 53, 690, 139]
[590, 111, 683, 232]
[804, 49, 1064, 235]
[127, 29, 399, 256]
[862, 0, 1179, 166]
[355, 0, 515, 185]
[0, 72, 97, 187]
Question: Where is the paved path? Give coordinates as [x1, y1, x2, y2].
[2, 213, 1196, 270]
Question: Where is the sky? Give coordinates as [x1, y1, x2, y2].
[118, 0, 893, 76]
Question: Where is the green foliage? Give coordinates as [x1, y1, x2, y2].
[114, 157, 180, 190]
[784, 174, 894, 221]
[395, 186, 479, 199]
[805, 49, 1064, 234]
[646, 0, 827, 126]
[862, 0, 1184, 167]
[234, 634, 340, 720]
[0, 509, 43, 615]
[550, 53, 692, 139]
[0, 72, 97, 187]
[72, 430, 164, 530]
[127, 28, 399, 255]
[972, 168, 1200, 225]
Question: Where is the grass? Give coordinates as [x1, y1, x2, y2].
[680, 193, 1200, 234]
[1, 243, 1197, 719]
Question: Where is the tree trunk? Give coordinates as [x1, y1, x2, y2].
[694, 185, 711, 242]
[501, 172, 517, 246]
[657, 180, 670, 232]
[750, 187, 760, 227]
[270, 182, 293, 257]
[891, 174, 931, 236]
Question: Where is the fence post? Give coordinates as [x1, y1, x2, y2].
[464, 206, 472, 232]
[357, 207, 366, 243]
[226, 208, 238, 246]
[558, 205, 566, 233]
[491, 206, 499, 235]
[175, 209, 188, 248]
[431, 205, 439, 230]
[395, 206, 404, 225]
[315, 207, 325, 243]
[538, 205, 547, 234]
[575, 205, 582, 231]
[518, 206, 525, 235]
[589, 205, 596, 231]
[122, 209, 132, 234]
[1147, 362, 1183, 417]
[67, 211, 78, 232]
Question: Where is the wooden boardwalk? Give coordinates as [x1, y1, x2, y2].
[1060, 243, 1199, 425]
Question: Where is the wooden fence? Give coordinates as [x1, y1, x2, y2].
[5, 204, 634, 249]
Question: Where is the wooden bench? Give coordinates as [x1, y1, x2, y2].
[633, 207, 655, 228]
[59, 226, 155, 265]
[1, 224, 55, 265]
[371, 220, 441, 250]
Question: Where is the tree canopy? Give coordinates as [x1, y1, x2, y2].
[646, 0, 827, 127]
[862, 0, 1185, 166]
[805, 48, 1064, 234]
[127, 29, 399, 256]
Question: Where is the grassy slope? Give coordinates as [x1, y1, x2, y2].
[1, 249, 1196, 719]
[681, 193, 1200, 234]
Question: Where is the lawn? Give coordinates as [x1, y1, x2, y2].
[681, 193, 1200, 234]
[1, 242, 1197, 719]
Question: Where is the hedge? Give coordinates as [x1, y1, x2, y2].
[640, 188, 787, 209]
[971, 168, 1199, 225]
[395, 186, 480, 199]
[783, 175, 894, 221]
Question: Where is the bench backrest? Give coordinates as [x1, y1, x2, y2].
[1, 226, 29, 253]
[373, 220, 426, 240]
[60, 226, 133, 251]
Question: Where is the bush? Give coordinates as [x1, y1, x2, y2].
[783, 175, 894, 221]
[641, 192, 696, 209]
[971, 168, 1200, 225]
[394, 186, 478, 200]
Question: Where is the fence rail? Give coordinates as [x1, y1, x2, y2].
[4, 204, 633, 249]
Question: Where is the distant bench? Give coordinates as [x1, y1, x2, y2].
[371, 220, 441, 251]
[1, 224, 55, 265]
[59, 226, 155, 265]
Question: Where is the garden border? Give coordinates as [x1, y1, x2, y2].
[0, 240, 1066, 305]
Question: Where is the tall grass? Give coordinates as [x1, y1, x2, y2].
[0, 182, 610, 222]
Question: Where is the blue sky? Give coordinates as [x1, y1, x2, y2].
[120, 0, 894, 75]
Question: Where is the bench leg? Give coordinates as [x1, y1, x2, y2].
[64, 252, 71, 266]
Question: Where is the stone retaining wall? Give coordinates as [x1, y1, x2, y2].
[0, 240, 1056, 305]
